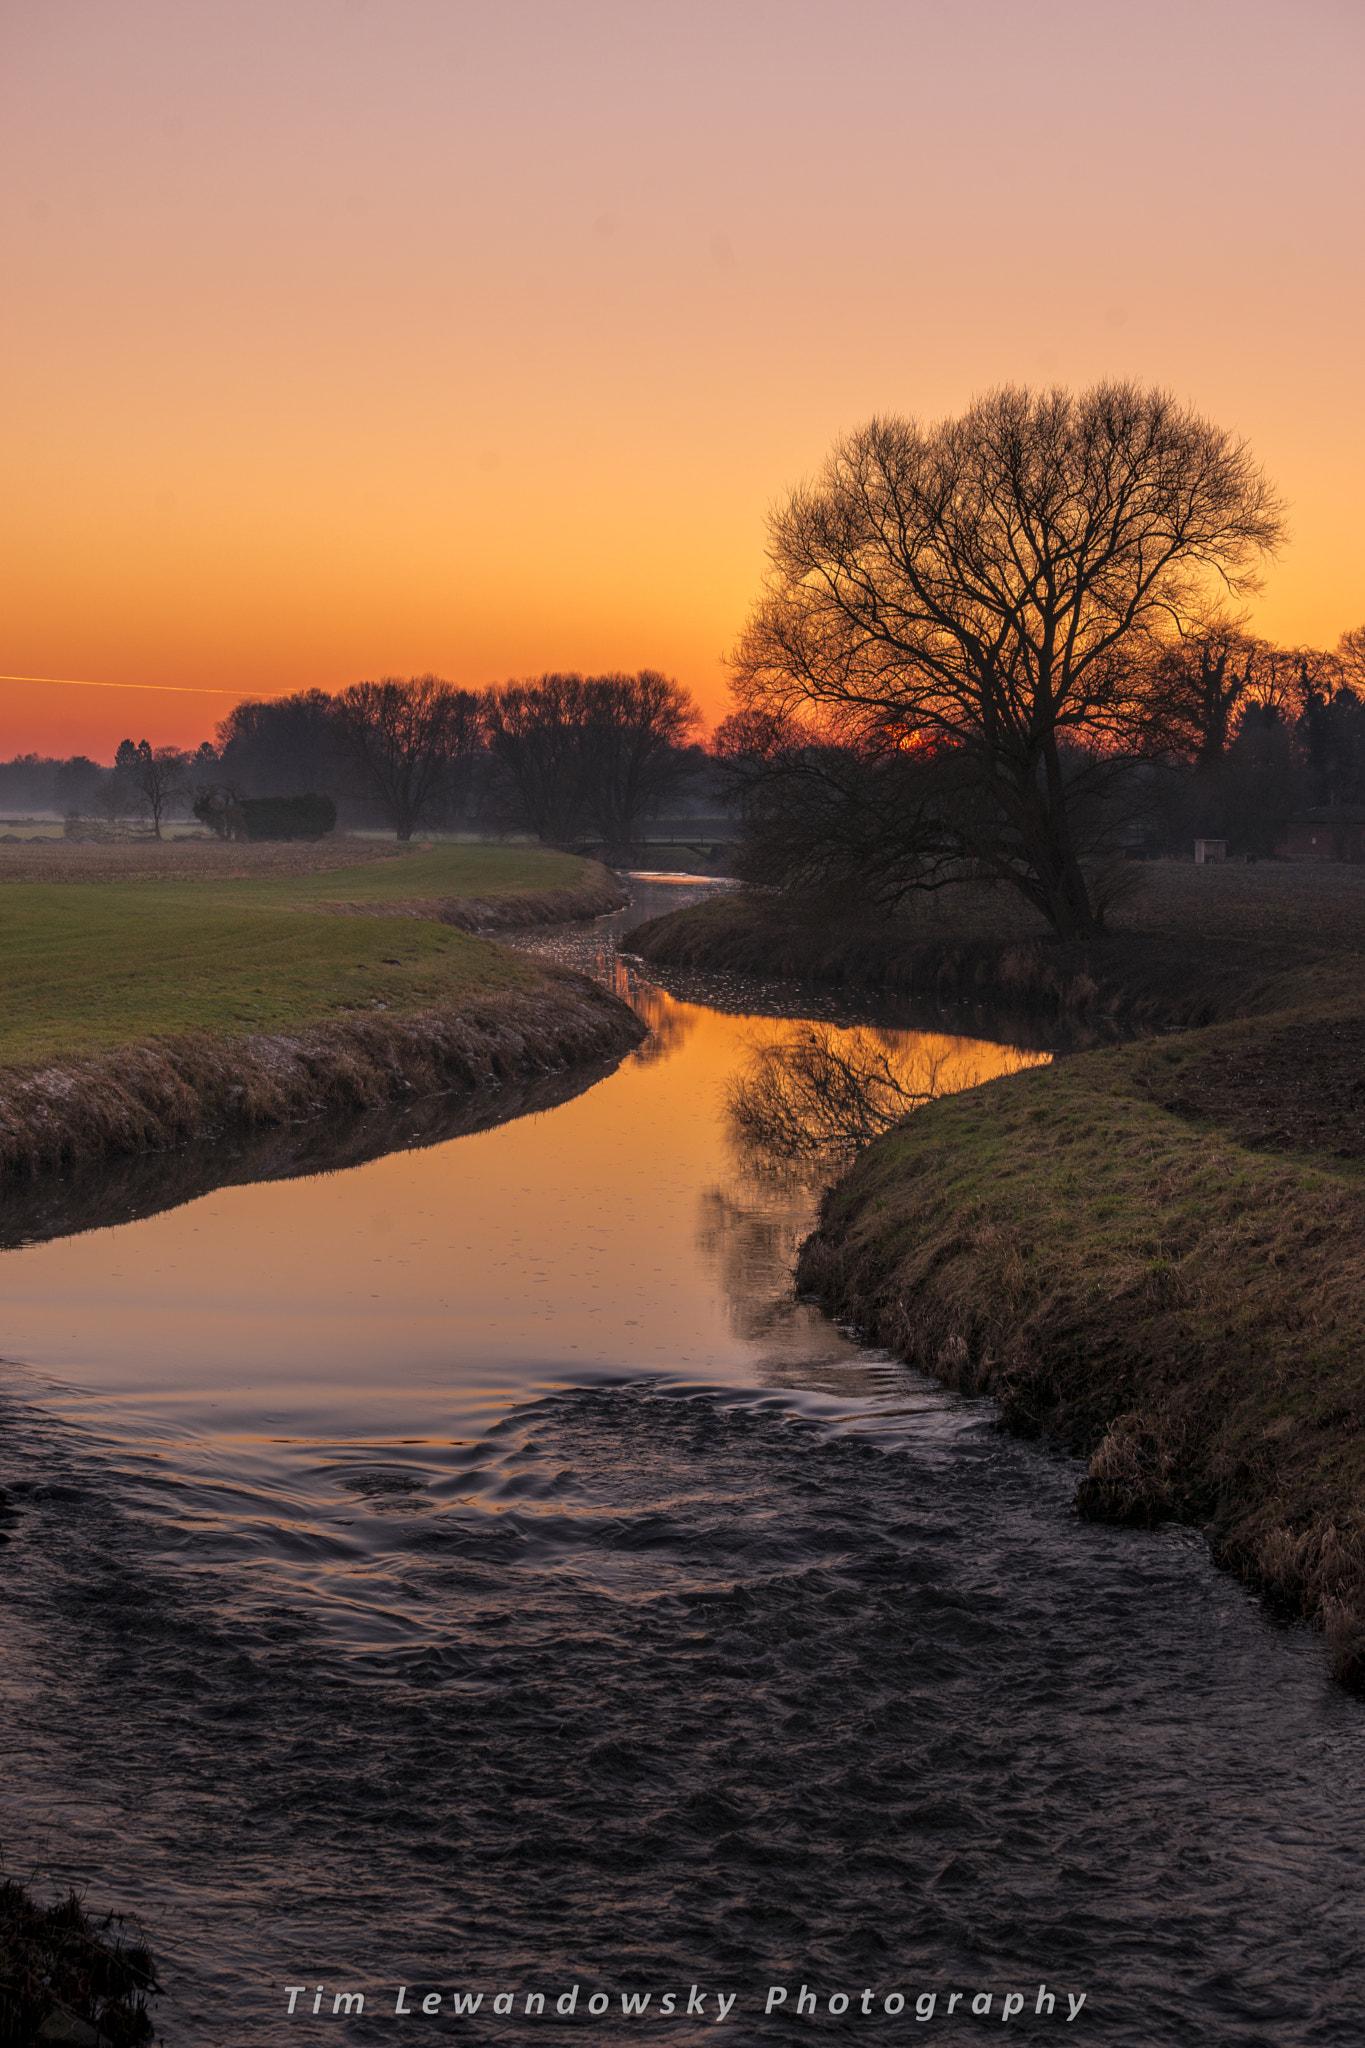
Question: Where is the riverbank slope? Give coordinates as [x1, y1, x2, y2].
[797, 965, 1365, 1687]
[0, 842, 642, 1176]
[628, 863, 1365, 1025]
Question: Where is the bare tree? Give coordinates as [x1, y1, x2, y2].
[112, 740, 189, 838]
[484, 674, 597, 844]
[1339, 624, 1365, 692]
[484, 670, 698, 855]
[581, 670, 699, 861]
[1144, 617, 1267, 772]
[332, 676, 482, 840]
[714, 706, 964, 906]
[731, 383, 1285, 938]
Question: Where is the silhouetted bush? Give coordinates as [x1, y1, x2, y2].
[239, 793, 337, 841]
[191, 790, 336, 840]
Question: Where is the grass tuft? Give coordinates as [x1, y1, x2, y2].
[0, 1878, 157, 2048]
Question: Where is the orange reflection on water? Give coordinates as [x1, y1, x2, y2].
[0, 990, 1045, 1448]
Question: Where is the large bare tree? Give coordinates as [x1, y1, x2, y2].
[332, 675, 482, 840]
[730, 383, 1285, 937]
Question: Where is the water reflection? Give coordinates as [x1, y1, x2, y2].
[0, 1060, 626, 1253]
[725, 1020, 1047, 1168]
[0, 881, 1053, 1454]
[602, 957, 699, 1064]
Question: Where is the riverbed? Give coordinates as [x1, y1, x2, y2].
[1, 879, 1361, 2045]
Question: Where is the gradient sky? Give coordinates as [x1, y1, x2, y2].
[3, 0, 1363, 758]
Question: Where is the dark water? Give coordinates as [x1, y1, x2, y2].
[1, 881, 1362, 2046]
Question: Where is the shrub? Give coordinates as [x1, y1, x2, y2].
[238, 794, 337, 841]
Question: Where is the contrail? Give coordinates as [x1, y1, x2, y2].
[0, 675, 247, 696]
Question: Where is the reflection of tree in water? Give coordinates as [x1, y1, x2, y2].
[700, 1023, 1043, 1350]
[726, 1024, 955, 1166]
[695, 1173, 921, 1393]
[725, 1022, 1045, 1170]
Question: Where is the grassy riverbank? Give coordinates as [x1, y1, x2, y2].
[797, 948, 1365, 1688]
[629, 863, 1365, 1024]
[638, 863, 1365, 1682]
[0, 841, 641, 1175]
[0, 841, 615, 1063]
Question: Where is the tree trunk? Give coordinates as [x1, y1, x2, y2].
[1034, 741, 1099, 938]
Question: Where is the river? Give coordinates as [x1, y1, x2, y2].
[0, 879, 1361, 2045]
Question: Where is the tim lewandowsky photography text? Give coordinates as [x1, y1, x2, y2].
[281, 1980, 1090, 2023]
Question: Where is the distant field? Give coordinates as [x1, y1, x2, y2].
[637, 858, 1365, 959]
[845, 858, 1365, 948]
[0, 836, 580, 892]
[1110, 859, 1365, 946]
[0, 843, 588, 1065]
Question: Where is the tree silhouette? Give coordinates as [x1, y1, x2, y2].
[332, 676, 481, 840]
[731, 383, 1285, 937]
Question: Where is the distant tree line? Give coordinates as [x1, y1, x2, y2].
[1, 670, 716, 848]
[1136, 623, 1365, 858]
[0, 739, 220, 838]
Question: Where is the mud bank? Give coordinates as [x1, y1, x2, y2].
[0, 969, 645, 1181]
[796, 1024, 1365, 1691]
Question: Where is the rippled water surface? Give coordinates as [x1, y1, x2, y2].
[1, 881, 1362, 2046]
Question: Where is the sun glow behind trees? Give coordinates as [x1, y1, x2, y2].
[1, 1, 1363, 753]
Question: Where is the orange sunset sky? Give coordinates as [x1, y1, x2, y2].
[3, 0, 1363, 761]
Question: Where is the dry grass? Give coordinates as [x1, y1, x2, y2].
[0, 972, 645, 1180]
[1106, 857, 1365, 944]
[0, 1878, 156, 2047]
[798, 1018, 1365, 1688]
[0, 834, 407, 884]
[0, 836, 604, 898]
[305, 870, 624, 931]
[629, 863, 1365, 1024]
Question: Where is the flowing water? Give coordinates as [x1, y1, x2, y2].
[0, 880, 1361, 2046]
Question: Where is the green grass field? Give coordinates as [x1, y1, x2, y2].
[214, 842, 588, 907]
[0, 844, 586, 1065]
